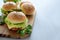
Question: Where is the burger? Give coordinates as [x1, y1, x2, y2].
[20, 1, 35, 15]
[1, 2, 16, 15]
[5, 11, 32, 36]
[5, 11, 28, 30]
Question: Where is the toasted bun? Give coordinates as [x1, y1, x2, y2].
[20, 2, 35, 15]
[7, 11, 26, 23]
[2, 2, 16, 11]
[20, 1, 30, 6]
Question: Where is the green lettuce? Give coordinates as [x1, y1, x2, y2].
[4, 0, 21, 3]
[17, 25, 32, 36]
[1, 8, 12, 15]
[5, 17, 28, 29]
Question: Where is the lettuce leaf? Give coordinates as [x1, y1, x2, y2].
[4, 0, 21, 3]
[17, 25, 32, 36]
[5, 17, 28, 29]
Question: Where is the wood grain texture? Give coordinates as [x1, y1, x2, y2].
[0, 12, 36, 39]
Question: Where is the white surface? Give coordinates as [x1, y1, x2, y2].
[0, 0, 60, 40]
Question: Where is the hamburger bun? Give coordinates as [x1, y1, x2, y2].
[2, 2, 16, 11]
[20, 1, 35, 15]
[7, 11, 26, 23]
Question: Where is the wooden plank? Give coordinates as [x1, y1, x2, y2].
[0, 12, 36, 38]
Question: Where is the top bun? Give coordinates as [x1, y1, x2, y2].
[2, 2, 16, 11]
[20, 1, 35, 15]
[7, 11, 26, 23]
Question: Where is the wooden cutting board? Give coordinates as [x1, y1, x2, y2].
[0, 12, 36, 39]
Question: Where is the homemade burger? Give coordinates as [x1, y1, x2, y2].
[1, 2, 16, 15]
[20, 1, 35, 15]
[5, 11, 28, 30]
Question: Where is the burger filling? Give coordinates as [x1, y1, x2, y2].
[5, 17, 28, 29]
[1, 9, 22, 15]
[4, 0, 21, 3]
[1, 8, 12, 15]
[5, 17, 32, 36]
